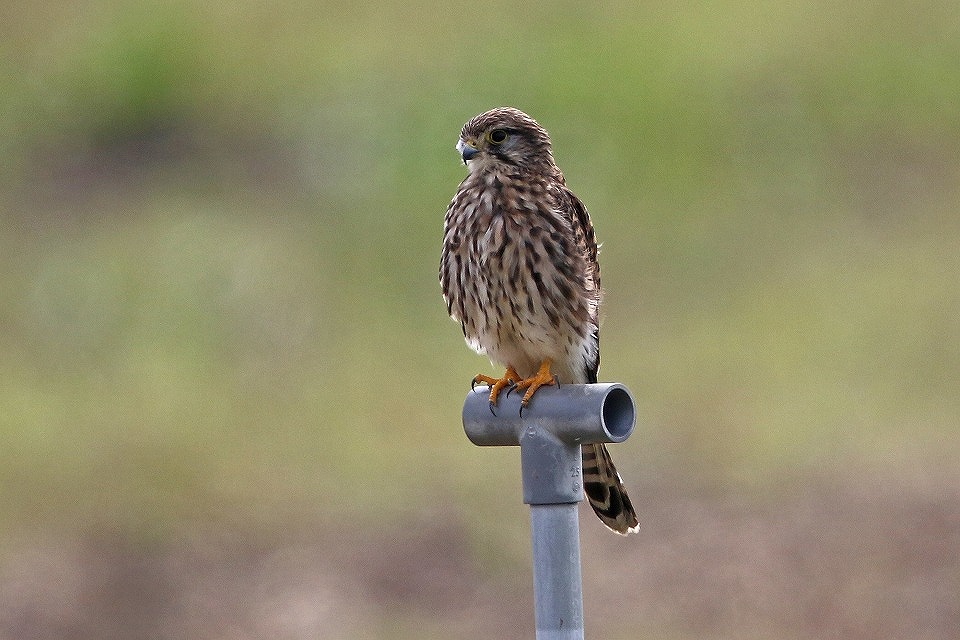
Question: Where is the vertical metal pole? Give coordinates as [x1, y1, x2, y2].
[520, 425, 585, 640]
[529, 504, 584, 639]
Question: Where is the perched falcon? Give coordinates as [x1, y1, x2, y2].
[440, 107, 639, 535]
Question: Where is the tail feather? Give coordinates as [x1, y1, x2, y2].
[582, 443, 640, 534]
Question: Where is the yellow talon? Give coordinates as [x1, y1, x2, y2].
[473, 366, 521, 407]
[513, 359, 556, 407]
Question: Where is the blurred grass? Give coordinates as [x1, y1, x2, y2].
[0, 0, 958, 637]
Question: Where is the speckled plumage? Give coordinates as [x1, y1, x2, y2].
[440, 107, 639, 534]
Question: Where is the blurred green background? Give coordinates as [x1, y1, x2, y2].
[1, 1, 958, 638]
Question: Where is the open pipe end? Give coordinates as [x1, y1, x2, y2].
[601, 385, 635, 443]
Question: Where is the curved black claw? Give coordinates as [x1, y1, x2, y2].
[488, 400, 498, 417]
[502, 382, 519, 399]
[471, 378, 484, 393]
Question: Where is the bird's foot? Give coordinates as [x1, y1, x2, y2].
[513, 359, 557, 414]
[472, 366, 522, 414]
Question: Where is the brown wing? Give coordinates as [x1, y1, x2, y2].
[555, 184, 601, 383]
[564, 187, 600, 291]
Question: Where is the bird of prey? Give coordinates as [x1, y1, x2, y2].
[440, 107, 639, 534]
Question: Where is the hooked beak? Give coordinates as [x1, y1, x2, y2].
[457, 139, 479, 164]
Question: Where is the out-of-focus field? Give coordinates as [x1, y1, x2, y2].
[1, 2, 958, 638]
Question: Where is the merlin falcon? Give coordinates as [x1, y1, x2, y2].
[440, 107, 639, 534]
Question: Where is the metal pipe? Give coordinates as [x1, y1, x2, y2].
[530, 503, 584, 640]
[461, 383, 637, 639]
[463, 383, 635, 448]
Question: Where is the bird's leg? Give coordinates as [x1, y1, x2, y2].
[472, 366, 522, 410]
[513, 358, 557, 409]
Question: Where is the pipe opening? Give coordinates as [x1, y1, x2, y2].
[601, 387, 635, 441]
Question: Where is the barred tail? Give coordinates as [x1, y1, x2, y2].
[582, 443, 640, 535]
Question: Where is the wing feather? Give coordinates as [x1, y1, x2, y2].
[555, 184, 601, 382]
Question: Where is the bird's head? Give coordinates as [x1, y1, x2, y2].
[456, 107, 556, 174]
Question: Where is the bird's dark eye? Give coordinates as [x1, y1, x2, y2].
[487, 129, 509, 145]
